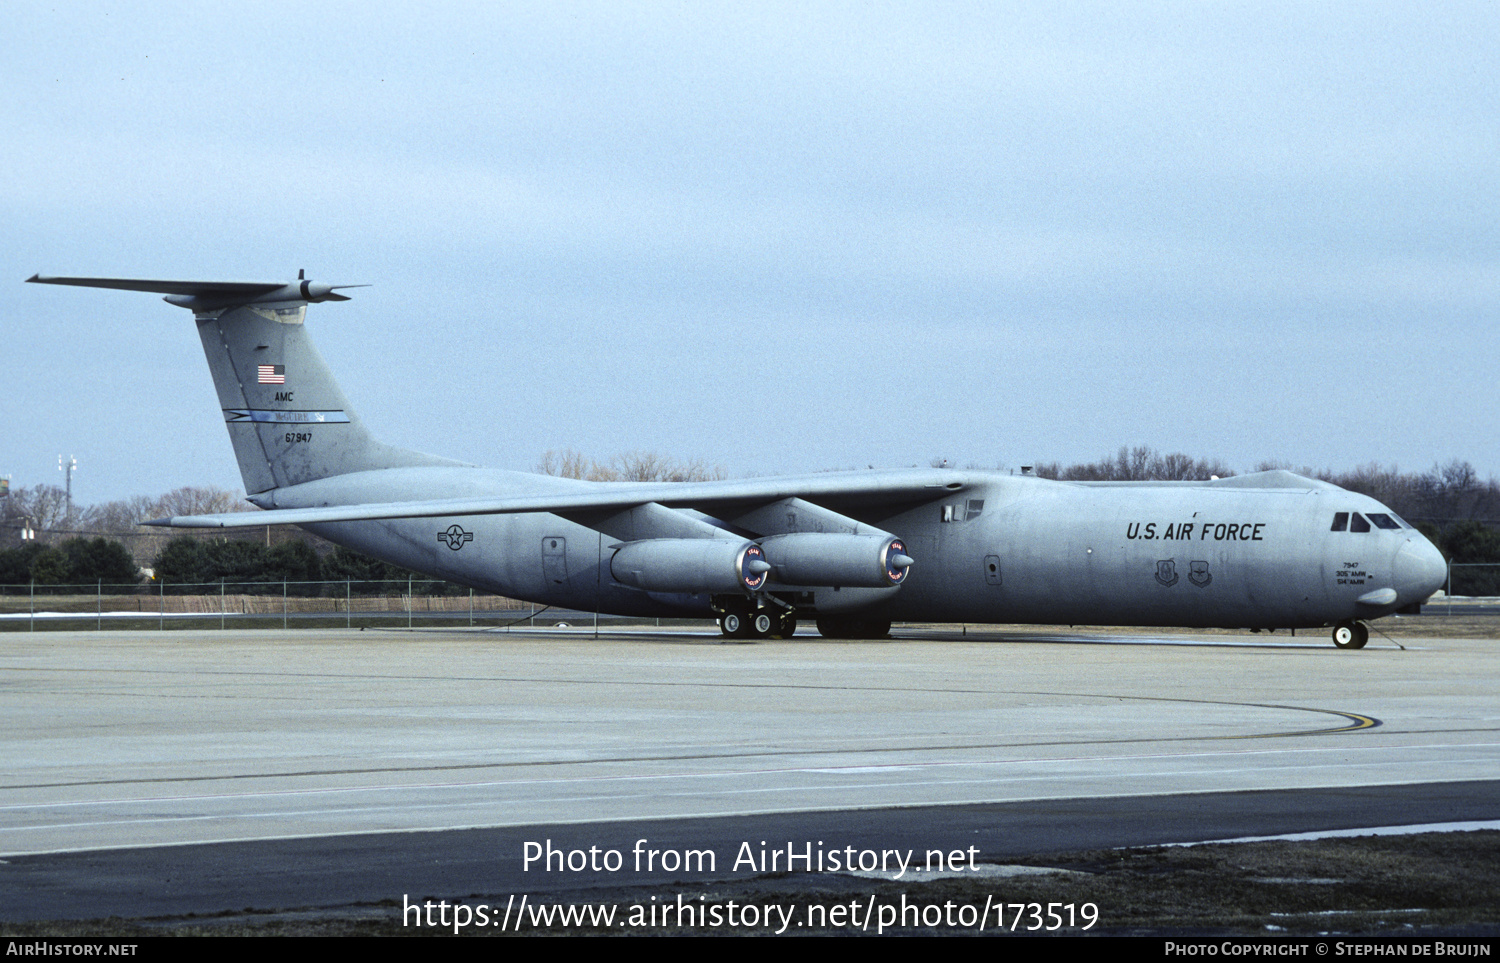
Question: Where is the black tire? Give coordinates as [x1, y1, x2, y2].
[816, 616, 891, 639]
[816, 617, 849, 639]
[773, 614, 798, 639]
[1332, 621, 1369, 649]
[751, 612, 774, 638]
[721, 612, 750, 639]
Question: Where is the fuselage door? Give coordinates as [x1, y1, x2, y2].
[542, 536, 568, 586]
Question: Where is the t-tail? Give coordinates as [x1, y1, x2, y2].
[27, 273, 461, 496]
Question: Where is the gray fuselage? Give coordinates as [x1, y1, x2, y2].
[27, 274, 1447, 640]
[269, 466, 1445, 631]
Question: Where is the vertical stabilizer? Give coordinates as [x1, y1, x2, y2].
[199, 300, 460, 493]
[28, 275, 461, 495]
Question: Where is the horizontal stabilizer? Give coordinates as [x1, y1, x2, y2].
[27, 274, 366, 308]
[28, 275, 286, 296]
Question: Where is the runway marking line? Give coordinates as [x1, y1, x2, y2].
[5, 740, 1497, 818]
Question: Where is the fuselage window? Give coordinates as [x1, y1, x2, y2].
[1350, 513, 1371, 533]
[1366, 513, 1401, 530]
[1331, 512, 1349, 532]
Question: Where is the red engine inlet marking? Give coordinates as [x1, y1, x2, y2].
[742, 544, 767, 590]
[887, 539, 907, 583]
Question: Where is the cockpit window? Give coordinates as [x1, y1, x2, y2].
[1366, 513, 1401, 530]
[1350, 513, 1371, 533]
[1331, 512, 1348, 532]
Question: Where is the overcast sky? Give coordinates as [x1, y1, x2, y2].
[4, 2, 1496, 504]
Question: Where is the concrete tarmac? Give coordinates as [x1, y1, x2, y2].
[2, 625, 1498, 921]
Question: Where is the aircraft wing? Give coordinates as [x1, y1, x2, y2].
[144, 470, 972, 529]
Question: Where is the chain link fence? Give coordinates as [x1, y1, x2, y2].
[1446, 562, 1500, 598]
[1438, 563, 1500, 615]
[0, 578, 559, 631]
[4, 567, 1495, 632]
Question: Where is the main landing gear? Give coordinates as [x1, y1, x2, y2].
[712, 596, 891, 641]
[717, 599, 796, 640]
[1332, 620, 1369, 649]
[814, 616, 892, 640]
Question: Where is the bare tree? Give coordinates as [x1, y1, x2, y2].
[539, 449, 724, 483]
[1054, 447, 1233, 482]
[78, 495, 170, 535]
[1253, 458, 1318, 475]
[153, 486, 247, 517]
[536, 448, 620, 481]
[537, 448, 590, 480]
[4, 485, 73, 532]
[662, 458, 726, 483]
[613, 450, 667, 482]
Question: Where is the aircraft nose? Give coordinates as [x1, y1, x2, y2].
[1393, 535, 1447, 602]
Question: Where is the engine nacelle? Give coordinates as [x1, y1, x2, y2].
[759, 533, 913, 588]
[611, 538, 770, 594]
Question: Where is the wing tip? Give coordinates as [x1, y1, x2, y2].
[143, 516, 224, 528]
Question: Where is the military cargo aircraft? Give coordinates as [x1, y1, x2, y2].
[29, 274, 1448, 648]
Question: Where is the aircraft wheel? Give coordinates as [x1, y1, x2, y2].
[720, 612, 751, 639]
[816, 617, 849, 639]
[751, 612, 775, 639]
[772, 614, 798, 639]
[816, 616, 891, 639]
[1332, 621, 1369, 649]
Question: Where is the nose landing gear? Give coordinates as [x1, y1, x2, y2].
[1332, 620, 1369, 649]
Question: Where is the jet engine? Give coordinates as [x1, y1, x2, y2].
[758, 533, 913, 588]
[611, 538, 770, 594]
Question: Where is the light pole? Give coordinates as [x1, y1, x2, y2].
[57, 455, 76, 520]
